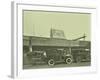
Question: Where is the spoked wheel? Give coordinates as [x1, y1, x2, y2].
[48, 59, 55, 66]
[65, 58, 73, 64]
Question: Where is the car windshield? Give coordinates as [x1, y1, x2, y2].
[32, 51, 44, 57]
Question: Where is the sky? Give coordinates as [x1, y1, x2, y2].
[23, 10, 91, 41]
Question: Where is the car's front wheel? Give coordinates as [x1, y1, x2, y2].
[65, 57, 73, 64]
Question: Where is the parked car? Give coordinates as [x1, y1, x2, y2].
[27, 48, 73, 66]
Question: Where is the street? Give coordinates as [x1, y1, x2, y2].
[23, 62, 91, 69]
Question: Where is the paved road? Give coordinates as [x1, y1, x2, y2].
[23, 62, 91, 69]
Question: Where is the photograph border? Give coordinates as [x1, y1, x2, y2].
[11, 1, 97, 78]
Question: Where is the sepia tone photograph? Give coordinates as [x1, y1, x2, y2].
[23, 10, 91, 69]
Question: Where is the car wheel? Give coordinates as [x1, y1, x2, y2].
[65, 57, 73, 64]
[48, 59, 55, 66]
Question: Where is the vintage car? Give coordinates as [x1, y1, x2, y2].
[27, 48, 73, 66]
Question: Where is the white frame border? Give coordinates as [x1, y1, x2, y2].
[11, 1, 97, 79]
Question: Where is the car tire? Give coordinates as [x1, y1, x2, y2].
[48, 59, 55, 66]
[65, 57, 73, 64]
